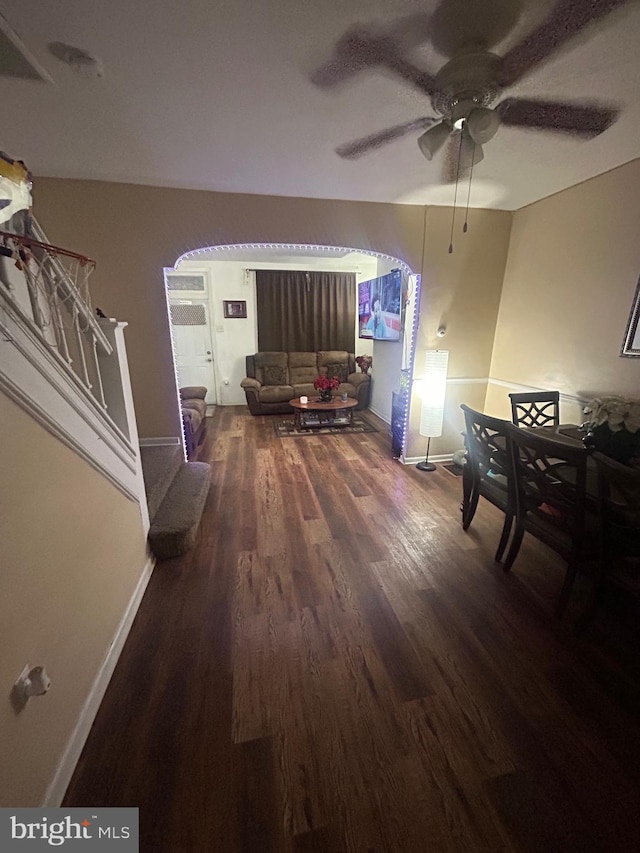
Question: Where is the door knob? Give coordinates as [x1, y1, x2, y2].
[207, 351, 211, 355]
[207, 358, 212, 362]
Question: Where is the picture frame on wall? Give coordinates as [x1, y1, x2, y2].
[621, 277, 640, 357]
[223, 300, 247, 319]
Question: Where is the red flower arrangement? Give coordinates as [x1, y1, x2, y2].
[313, 374, 341, 392]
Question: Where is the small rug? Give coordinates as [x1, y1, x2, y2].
[274, 416, 377, 438]
[442, 462, 465, 477]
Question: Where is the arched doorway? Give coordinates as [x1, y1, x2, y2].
[165, 243, 421, 460]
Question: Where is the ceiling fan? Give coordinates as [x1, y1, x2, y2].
[312, 0, 628, 180]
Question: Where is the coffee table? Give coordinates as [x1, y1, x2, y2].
[290, 396, 358, 430]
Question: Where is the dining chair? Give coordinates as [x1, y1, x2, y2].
[503, 424, 596, 616]
[460, 404, 515, 562]
[509, 390, 560, 428]
[578, 451, 640, 629]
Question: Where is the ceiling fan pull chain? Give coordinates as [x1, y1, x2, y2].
[463, 142, 476, 235]
[449, 131, 464, 254]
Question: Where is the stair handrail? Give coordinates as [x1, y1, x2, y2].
[1, 221, 112, 354]
[0, 214, 145, 503]
[0, 218, 118, 411]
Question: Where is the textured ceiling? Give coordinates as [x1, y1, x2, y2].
[1, 0, 640, 210]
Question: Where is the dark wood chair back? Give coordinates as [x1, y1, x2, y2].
[504, 424, 593, 616]
[460, 404, 515, 562]
[509, 391, 560, 428]
[580, 452, 640, 628]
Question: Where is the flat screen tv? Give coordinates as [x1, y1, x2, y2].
[358, 269, 402, 341]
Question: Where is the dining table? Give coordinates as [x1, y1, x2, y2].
[524, 423, 586, 446]
[520, 423, 598, 496]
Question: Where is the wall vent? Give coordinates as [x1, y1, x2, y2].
[170, 304, 206, 326]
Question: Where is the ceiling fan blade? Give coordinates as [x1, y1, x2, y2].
[379, 54, 440, 98]
[311, 26, 396, 87]
[441, 134, 466, 183]
[385, 12, 433, 49]
[496, 97, 619, 138]
[429, 0, 524, 56]
[311, 58, 363, 88]
[440, 132, 483, 183]
[336, 117, 438, 159]
[497, 0, 632, 88]
[311, 17, 440, 90]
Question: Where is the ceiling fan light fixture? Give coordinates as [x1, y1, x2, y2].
[466, 107, 501, 145]
[417, 121, 451, 161]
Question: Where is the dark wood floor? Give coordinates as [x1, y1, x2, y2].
[64, 407, 640, 852]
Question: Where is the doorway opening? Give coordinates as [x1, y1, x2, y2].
[165, 269, 217, 407]
[165, 243, 420, 460]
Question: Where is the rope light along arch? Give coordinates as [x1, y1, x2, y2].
[169, 242, 421, 461]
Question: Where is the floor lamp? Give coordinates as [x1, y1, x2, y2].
[417, 349, 449, 472]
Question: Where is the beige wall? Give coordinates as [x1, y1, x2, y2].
[0, 394, 149, 805]
[12, 160, 638, 806]
[488, 159, 640, 423]
[37, 163, 636, 458]
[35, 179, 425, 437]
[35, 178, 513, 457]
[407, 206, 512, 460]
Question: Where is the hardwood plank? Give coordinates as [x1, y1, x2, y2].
[292, 826, 343, 853]
[63, 407, 640, 852]
[402, 699, 517, 852]
[486, 769, 602, 853]
[236, 736, 286, 853]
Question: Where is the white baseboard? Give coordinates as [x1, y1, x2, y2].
[368, 405, 391, 424]
[403, 453, 454, 466]
[43, 554, 155, 807]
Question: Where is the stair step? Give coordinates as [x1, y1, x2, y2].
[141, 445, 183, 522]
[148, 461, 211, 560]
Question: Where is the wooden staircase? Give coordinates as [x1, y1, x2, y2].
[141, 445, 210, 559]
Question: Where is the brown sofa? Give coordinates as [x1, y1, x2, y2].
[240, 351, 371, 415]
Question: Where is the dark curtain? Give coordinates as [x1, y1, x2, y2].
[256, 270, 356, 351]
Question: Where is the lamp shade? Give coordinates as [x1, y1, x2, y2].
[419, 350, 449, 438]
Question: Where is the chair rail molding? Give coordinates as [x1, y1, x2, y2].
[487, 377, 585, 407]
